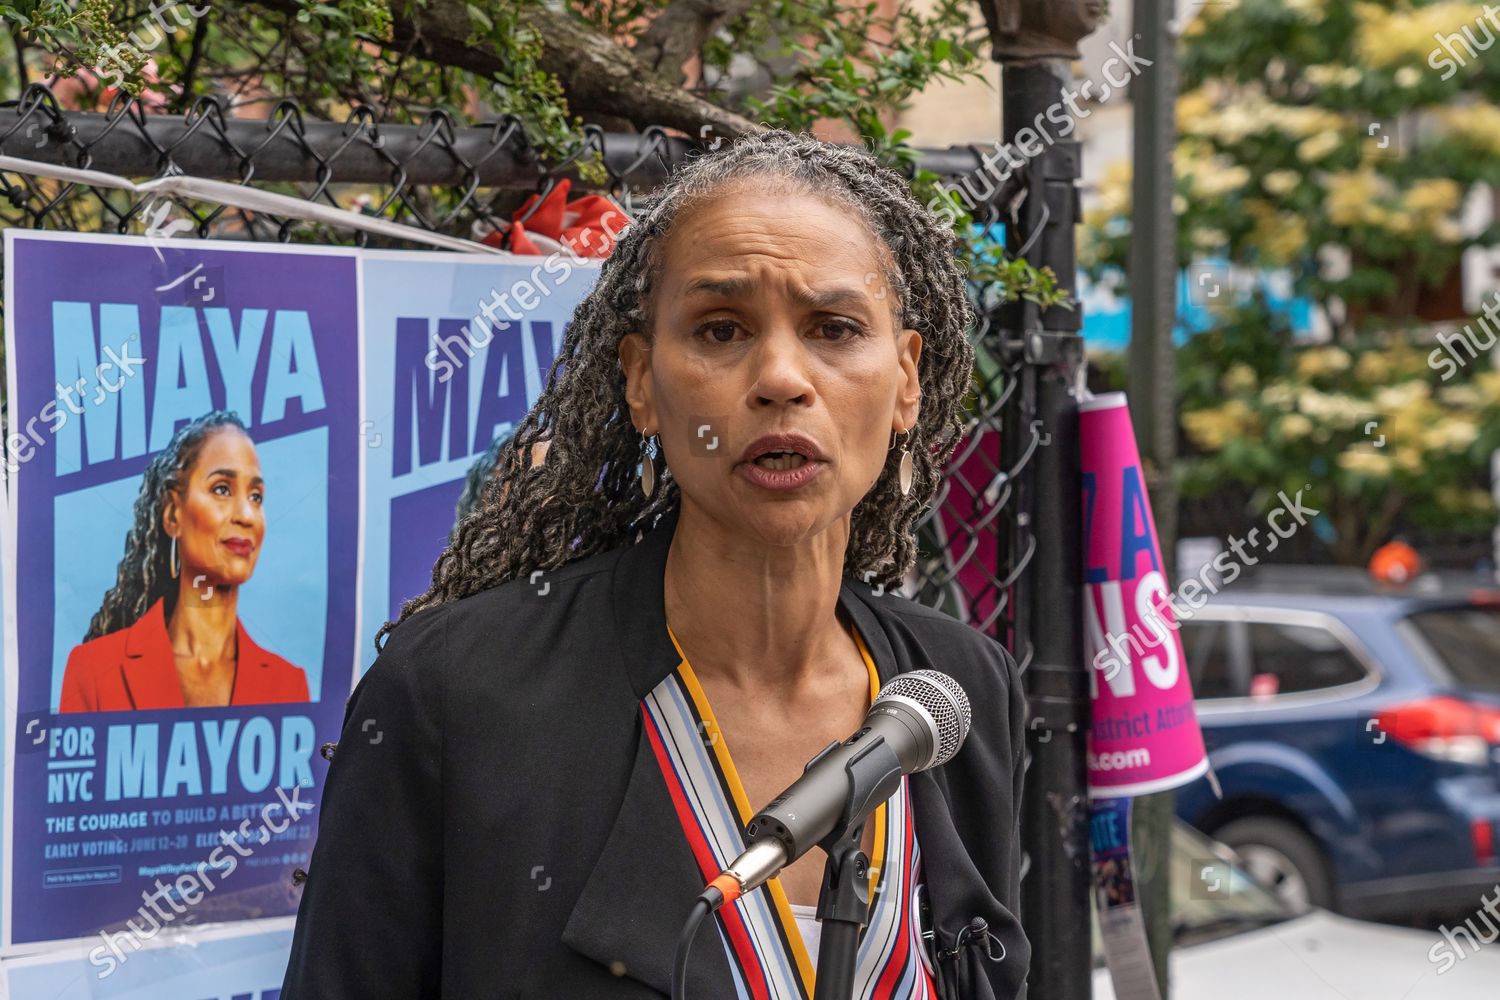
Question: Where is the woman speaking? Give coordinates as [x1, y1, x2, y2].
[281, 129, 1029, 999]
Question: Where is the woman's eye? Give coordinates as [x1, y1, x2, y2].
[820, 320, 865, 341]
[212, 482, 230, 497]
[694, 319, 866, 343]
[251, 491, 264, 505]
[694, 320, 739, 344]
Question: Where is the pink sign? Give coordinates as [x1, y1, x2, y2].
[1080, 393, 1208, 797]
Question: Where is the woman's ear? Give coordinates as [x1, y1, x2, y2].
[895, 327, 923, 433]
[161, 495, 180, 540]
[618, 331, 657, 433]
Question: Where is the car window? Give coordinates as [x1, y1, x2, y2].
[1402, 606, 1500, 695]
[1244, 620, 1366, 695]
[1170, 821, 1294, 946]
[1181, 620, 1241, 699]
[1089, 821, 1294, 964]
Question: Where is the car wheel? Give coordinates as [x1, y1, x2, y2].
[1213, 817, 1333, 914]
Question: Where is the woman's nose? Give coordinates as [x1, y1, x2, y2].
[751, 326, 815, 404]
[233, 495, 260, 523]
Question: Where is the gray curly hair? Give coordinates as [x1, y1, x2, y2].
[377, 128, 976, 650]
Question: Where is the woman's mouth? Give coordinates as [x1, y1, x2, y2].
[222, 538, 255, 557]
[754, 451, 808, 471]
[738, 452, 825, 491]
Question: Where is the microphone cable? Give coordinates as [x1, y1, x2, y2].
[672, 878, 737, 1000]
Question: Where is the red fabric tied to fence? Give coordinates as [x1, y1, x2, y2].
[482, 177, 629, 258]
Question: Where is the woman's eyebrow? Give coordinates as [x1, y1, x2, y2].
[684, 275, 870, 310]
[206, 468, 266, 487]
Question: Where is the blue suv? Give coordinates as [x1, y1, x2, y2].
[1173, 571, 1500, 921]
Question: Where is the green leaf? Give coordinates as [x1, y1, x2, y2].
[466, 3, 493, 31]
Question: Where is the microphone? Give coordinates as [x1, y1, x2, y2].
[706, 669, 972, 906]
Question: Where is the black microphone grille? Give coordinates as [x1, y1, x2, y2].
[875, 669, 972, 767]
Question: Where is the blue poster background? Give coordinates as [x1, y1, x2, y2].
[3, 921, 291, 998]
[4, 232, 360, 950]
[357, 251, 599, 672]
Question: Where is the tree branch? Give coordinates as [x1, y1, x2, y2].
[10, 24, 28, 90]
[631, 0, 761, 86]
[250, 0, 764, 138]
[173, 15, 210, 113]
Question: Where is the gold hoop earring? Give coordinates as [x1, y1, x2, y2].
[640, 430, 658, 499]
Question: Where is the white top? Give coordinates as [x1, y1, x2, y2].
[789, 903, 821, 968]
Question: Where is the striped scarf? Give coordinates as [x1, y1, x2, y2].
[641, 621, 939, 1000]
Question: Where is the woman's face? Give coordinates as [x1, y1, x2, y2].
[619, 183, 922, 546]
[163, 427, 265, 588]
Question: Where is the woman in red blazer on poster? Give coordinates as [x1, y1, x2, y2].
[60, 410, 309, 712]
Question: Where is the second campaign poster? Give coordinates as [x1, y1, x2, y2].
[358, 250, 598, 672]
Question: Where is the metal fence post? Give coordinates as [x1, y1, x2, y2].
[1128, 0, 1182, 991]
[996, 58, 1092, 1000]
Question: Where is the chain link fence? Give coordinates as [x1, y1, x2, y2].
[0, 83, 1044, 659]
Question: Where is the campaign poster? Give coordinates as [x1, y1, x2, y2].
[1080, 391, 1208, 797]
[2, 231, 361, 959]
[358, 249, 600, 671]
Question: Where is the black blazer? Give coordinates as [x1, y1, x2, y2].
[280, 502, 1031, 999]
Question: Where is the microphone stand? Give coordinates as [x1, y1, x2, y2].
[809, 734, 901, 1000]
[812, 820, 871, 1000]
[744, 731, 904, 999]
